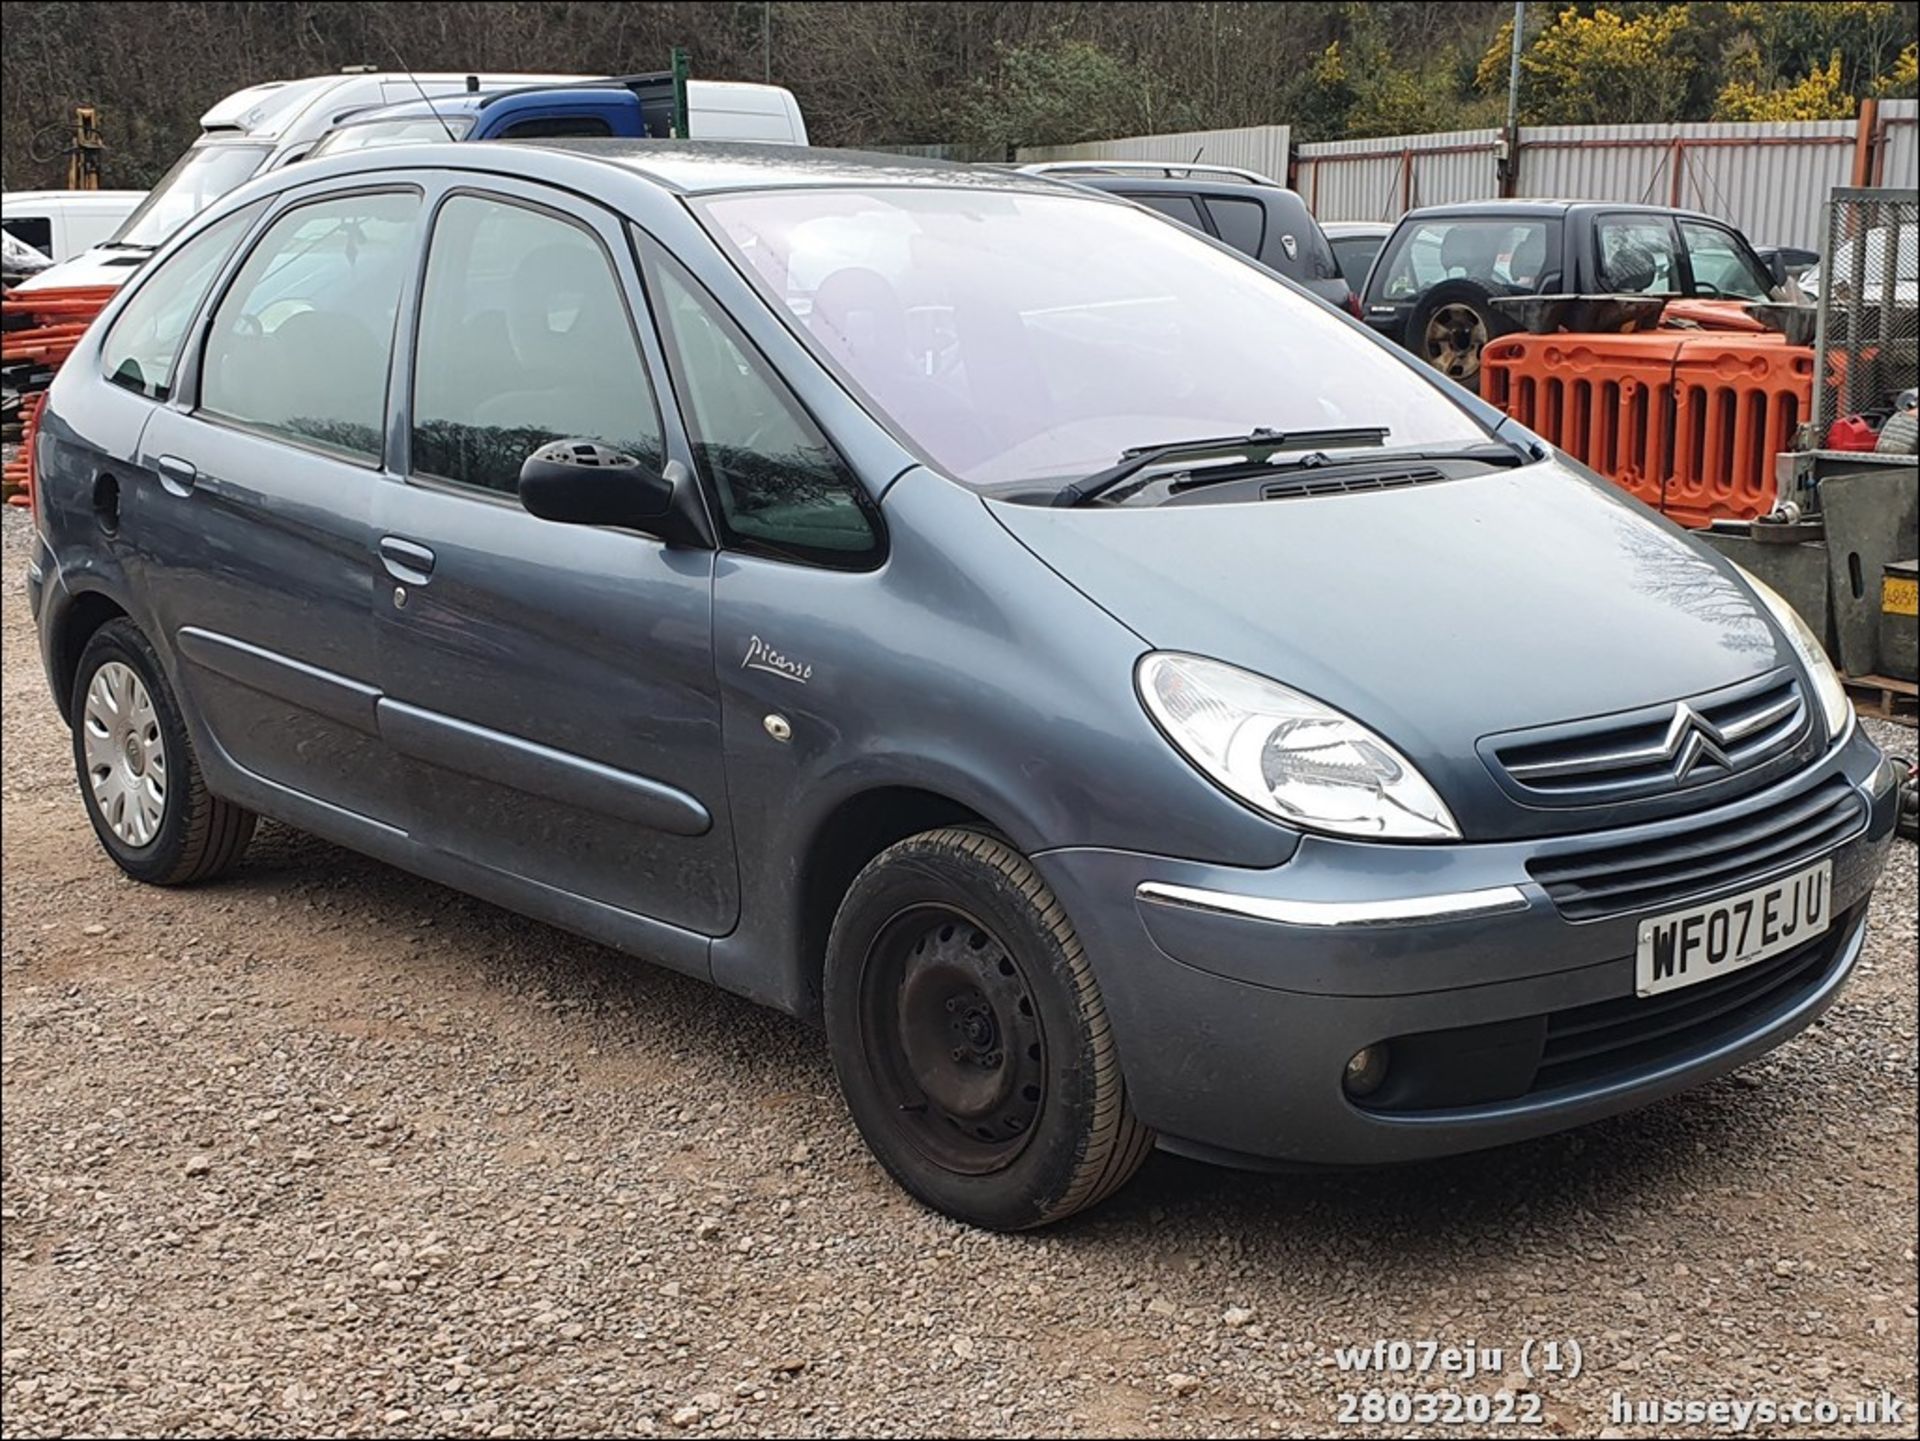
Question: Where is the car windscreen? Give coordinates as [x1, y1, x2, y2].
[308, 114, 477, 158]
[701, 187, 1487, 491]
[1369, 217, 1558, 303]
[107, 143, 272, 249]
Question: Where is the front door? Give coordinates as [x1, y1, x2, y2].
[372, 185, 737, 936]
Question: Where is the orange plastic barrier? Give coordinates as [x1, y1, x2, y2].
[1483, 332, 1813, 527]
[1666, 337, 1813, 526]
[2, 285, 118, 508]
[1482, 333, 1687, 513]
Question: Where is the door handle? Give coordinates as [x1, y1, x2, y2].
[379, 536, 436, 585]
[155, 455, 197, 497]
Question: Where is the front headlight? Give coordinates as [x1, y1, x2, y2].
[1734, 566, 1853, 745]
[1136, 653, 1460, 841]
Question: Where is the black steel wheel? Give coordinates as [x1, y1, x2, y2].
[860, 904, 1049, 1174]
[824, 828, 1153, 1230]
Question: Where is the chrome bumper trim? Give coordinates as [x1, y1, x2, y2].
[1135, 880, 1531, 929]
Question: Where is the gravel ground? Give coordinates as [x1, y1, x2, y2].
[2, 502, 1915, 1439]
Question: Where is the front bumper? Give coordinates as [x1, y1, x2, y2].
[1034, 728, 1899, 1168]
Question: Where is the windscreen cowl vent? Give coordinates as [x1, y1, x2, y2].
[1261, 466, 1449, 500]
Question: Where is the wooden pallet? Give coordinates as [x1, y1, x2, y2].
[1845, 672, 1918, 726]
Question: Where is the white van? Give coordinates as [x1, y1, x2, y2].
[15, 70, 810, 294]
[1, 190, 145, 265]
[685, 80, 809, 144]
[11, 71, 579, 292]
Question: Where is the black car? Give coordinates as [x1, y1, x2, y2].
[1360, 199, 1785, 390]
[1020, 162, 1355, 312]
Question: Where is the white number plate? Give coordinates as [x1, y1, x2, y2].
[1635, 859, 1833, 997]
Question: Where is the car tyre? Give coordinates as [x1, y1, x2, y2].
[70, 619, 256, 885]
[1407, 278, 1517, 393]
[824, 827, 1153, 1229]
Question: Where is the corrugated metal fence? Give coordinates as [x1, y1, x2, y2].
[993, 109, 1913, 249]
[1018, 124, 1292, 183]
[1288, 104, 1918, 249]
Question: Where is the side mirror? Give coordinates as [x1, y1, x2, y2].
[1762, 250, 1788, 288]
[517, 439, 704, 545]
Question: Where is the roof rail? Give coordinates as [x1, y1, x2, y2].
[1017, 160, 1279, 187]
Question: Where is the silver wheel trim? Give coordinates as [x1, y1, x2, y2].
[82, 660, 168, 848]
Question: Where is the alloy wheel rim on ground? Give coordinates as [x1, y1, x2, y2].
[860, 904, 1048, 1175]
[82, 660, 167, 848]
[1424, 303, 1488, 381]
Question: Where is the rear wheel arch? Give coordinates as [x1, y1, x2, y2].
[52, 590, 131, 726]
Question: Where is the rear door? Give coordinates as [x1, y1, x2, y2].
[134, 183, 422, 828]
[372, 182, 737, 936]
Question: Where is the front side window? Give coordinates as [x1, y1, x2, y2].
[101, 203, 263, 400]
[412, 194, 663, 495]
[1597, 216, 1680, 294]
[108, 144, 272, 250]
[1373, 218, 1556, 301]
[704, 187, 1487, 491]
[1, 215, 53, 254]
[648, 244, 879, 567]
[1677, 220, 1771, 300]
[200, 190, 420, 461]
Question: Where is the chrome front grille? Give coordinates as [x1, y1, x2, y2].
[1527, 774, 1864, 922]
[1487, 669, 1809, 808]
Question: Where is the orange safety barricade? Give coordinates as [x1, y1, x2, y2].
[1666, 336, 1812, 527]
[1482, 332, 1813, 527]
[2, 285, 119, 508]
[1482, 333, 1687, 513]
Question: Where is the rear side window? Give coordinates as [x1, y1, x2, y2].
[1372, 217, 1557, 301]
[1124, 193, 1207, 232]
[200, 190, 420, 461]
[101, 203, 263, 400]
[1204, 197, 1265, 260]
[411, 194, 664, 496]
[498, 115, 614, 139]
[645, 242, 880, 569]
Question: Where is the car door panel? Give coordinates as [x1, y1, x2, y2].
[374, 184, 738, 936]
[131, 187, 423, 827]
[137, 411, 405, 827]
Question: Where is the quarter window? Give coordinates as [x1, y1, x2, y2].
[411, 194, 664, 496]
[646, 244, 880, 568]
[1204, 197, 1265, 260]
[101, 203, 263, 400]
[200, 190, 420, 461]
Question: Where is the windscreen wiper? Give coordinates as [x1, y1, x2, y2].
[1169, 441, 1529, 497]
[1052, 426, 1390, 508]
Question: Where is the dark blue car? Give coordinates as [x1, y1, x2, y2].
[26, 142, 1898, 1228]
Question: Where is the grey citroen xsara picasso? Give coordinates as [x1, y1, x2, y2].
[27, 143, 1899, 1229]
